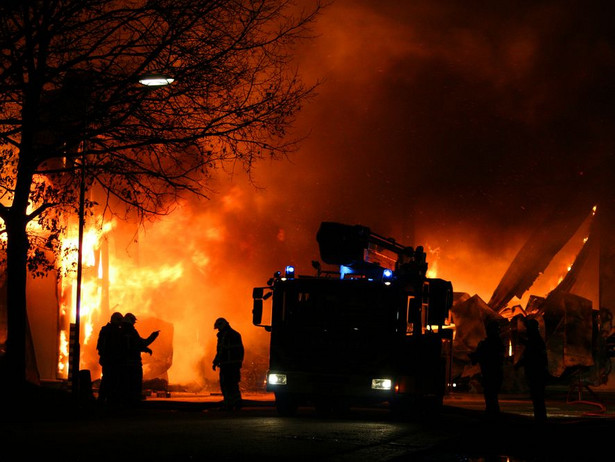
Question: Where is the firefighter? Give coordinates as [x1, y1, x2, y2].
[96, 312, 125, 404]
[515, 318, 548, 423]
[470, 320, 505, 419]
[212, 317, 244, 411]
[121, 312, 160, 405]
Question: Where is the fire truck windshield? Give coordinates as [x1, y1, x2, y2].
[270, 279, 400, 374]
[280, 279, 397, 332]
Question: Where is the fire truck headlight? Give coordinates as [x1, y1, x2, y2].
[268, 373, 288, 385]
[371, 378, 393, 390]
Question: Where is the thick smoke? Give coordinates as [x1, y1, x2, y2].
[248, 0, 614, 297]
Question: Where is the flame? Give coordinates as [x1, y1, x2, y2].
[425, 245, 440, 278]
[58, 330, 69, 376]
[55, 216, 188, 378]
[56, 219, 116, 378]
[50, 197, 261, 389]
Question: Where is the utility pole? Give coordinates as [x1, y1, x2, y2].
[70, 154, 86, 398]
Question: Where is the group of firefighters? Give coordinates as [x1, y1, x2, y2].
[470, 317, 549, 422]
[96, 313, 244, 410]
[96, 312, 160, 405]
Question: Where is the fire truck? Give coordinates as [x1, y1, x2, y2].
[252, 222, 453, 416]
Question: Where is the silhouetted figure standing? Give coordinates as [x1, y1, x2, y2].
[122, 312, 160, 405]
[516, 318, 548, 423]
[96, 312, 125, 404]
[213, 317, 244, 411]
[470, 320, 505, 419]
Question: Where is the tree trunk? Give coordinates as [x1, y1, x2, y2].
[3, 216, 29, 393]
[2, 72, 40, 394]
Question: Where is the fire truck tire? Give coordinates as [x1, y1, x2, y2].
[275, 392, 298, 416]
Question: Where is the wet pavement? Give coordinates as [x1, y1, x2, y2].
[139, 389, 615, 461]
[144, 388, 615, 422]
[444, 389, 613, 420]
[2, 386, 614, 461]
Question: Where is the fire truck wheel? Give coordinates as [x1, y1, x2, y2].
[275, 392, 298, 417]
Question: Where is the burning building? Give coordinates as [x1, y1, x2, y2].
[450, 201, 615, 393]
[0, 183, 275, 394]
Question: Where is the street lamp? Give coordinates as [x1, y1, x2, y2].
[138, 73, 175, 87]
[70, 72, 174, 399]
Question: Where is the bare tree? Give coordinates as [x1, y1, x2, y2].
[0, 0, 321, 391]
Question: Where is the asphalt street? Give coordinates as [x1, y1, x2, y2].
[1, 387, 614, 461]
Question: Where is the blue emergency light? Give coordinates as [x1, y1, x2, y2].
[340, 265, 353, 279]
[383, 268, 393, 284]
[285, 265, 295, 279]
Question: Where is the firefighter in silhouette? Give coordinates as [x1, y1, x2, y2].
[213, 317, 244, 411]
[515, 318, 548, 423]
[470, 320, 505, 419]
[96, 312, 125, 404]
[122, 312, 160, 405]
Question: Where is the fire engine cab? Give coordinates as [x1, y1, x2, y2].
[252, 222, 453, 416]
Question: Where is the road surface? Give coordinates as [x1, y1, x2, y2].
[1, 389, 613, 461]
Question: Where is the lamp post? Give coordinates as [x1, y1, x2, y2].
[70, 151, 86, 398]
[70, 73, 174, 399]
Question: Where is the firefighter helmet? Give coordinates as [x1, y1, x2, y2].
[124, 312, 137, 324]
[110, 312, 123, 324]
[214, 317, 229, 330]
